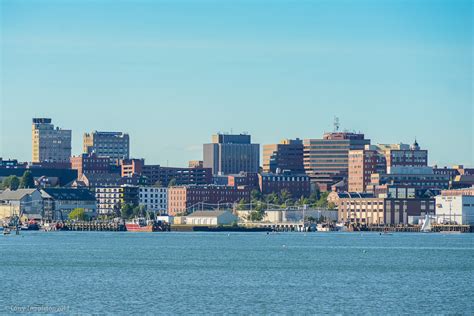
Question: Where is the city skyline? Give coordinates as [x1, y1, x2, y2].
[1, 0, 472, 167]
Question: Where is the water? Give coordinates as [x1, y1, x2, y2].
[1, 232, 473, 315]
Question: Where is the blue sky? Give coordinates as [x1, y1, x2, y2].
[1, 0, 472, 167]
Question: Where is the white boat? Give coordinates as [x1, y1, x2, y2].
[421, 214, 434, 233]
[317, 223, 330, 232]
[335, 223, 348, 232]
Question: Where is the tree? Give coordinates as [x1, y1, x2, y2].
[132, 205, 146, 218]
[20, 170, 35, 189]
[68, 208, 88, 221]
[3, 176, 20, 190]
[168, 178, 177, 187]
[250, 189, 262, 202]
[121, 204, 133, 219]
[248, 211, 263, 222]
[236, 198, 247, 210]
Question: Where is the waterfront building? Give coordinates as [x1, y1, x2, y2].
[167, 185, 250, 216]
[95, 185, 139, 215]
[121, 159, 212, 186]
[185, 210, 238, 226]
[32, 118, 72, 163]
[304, 132, 370, 191]
[263, 139, 304, 174]
[41, 188, 97, 220]
[203, 133, 260, 175]
[83, 131, 130, 161]
[330, 191, 435, 226]
[0, 189, 44, 220]
[258, 172, 311, 197]
[70, 153, 110, 177]
[435, 187, 474, 225]
[138, 186, 168, 213]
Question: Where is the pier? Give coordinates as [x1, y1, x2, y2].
[65, 221, 126, 232]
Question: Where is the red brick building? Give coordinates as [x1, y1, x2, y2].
[167, 185, 250, 215]
[70, 153, 110, 177]
[258, 172, 311, 198]
[121, 159, 212, 186]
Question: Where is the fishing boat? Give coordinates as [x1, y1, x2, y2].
[125, 218, 161, 232]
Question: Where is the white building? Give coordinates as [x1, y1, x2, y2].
[435, 188, 474, 225]
[186, 211, 238, 226]
[139, 186, 167, 213]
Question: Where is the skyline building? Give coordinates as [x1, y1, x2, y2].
[203, 133, 260, 175]
[83, 131, 130, 161]
[31, 118, 72, 163]
[303, 132, 370, 191]
[262, 138, 305, 174]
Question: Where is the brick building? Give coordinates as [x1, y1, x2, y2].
[263, 139, 304, 174]
[121, 159, 212, 186]
[167, 185, 250, 215]
[258, 172, 311, 198]
[70, 153, 110, 177]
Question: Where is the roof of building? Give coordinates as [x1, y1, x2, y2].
[335, 192, 375, 199]
[187, 210, 233, 218]
[41, 188, 96, 201]
[0, 189, 38, 201]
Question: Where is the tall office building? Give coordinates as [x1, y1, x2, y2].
[203, 133, 260, 175]
[262, 139, 304, 174]
[32, 118, 72, 163]
[83, 131, 130, 161]
[304, 132, 370, 191]
[348, 149, 386, 192]
[372, 141, 428, 170]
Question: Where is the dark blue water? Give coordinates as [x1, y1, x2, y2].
[1, 232, 473, 315]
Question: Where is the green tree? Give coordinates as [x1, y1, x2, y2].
[280, 190, 292, 206]
[20, 170, 35, 189]
[236, 198, 247, 210]
[250, 189, 262, 202]
[168, 178, 177, 187]
[248, 211, 263, 221]
[121, 204, 133, 219]
[132, 205, 146, 218]
[68, 208, 88, 221]
[3, 176, 20, 190]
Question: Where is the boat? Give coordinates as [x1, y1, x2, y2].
[125, 218, 165, 232]
[420, 214, 434, 233]
[3, 228, 11, 235]
[335, 223, 348, 232]
[316, 223, 331, 232]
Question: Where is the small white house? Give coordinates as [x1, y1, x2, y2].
[186, 211, 238, 226]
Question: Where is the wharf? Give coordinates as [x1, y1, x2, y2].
[65, 221, 126, 232]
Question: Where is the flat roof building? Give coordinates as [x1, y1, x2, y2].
[83, 131, 130, 161]
[263, 139, 304, 174]
[32, 118, 72, 163]
[203, 133, 260, 175]
[304, 132, 370, 191]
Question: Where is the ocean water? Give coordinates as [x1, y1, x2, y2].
[0, 232, 473, 315]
